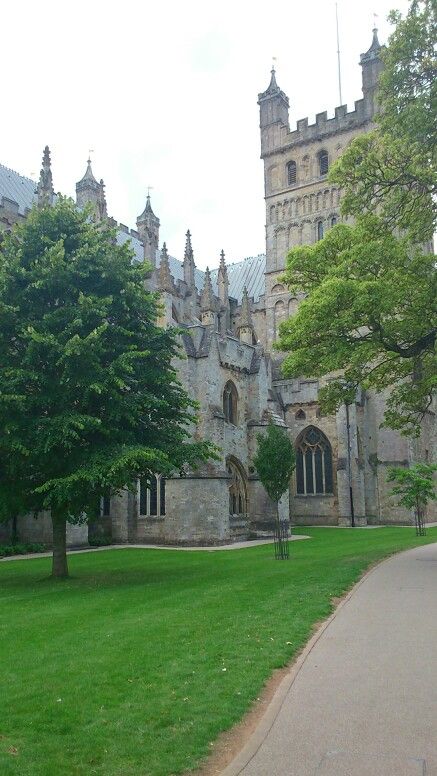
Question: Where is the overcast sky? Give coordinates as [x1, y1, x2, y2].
[3, 0, 409, 269]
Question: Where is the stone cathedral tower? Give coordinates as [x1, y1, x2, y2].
[259, 30, 383, 352]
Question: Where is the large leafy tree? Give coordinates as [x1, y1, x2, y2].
[278, 1, 436, 434]
[277, 217, 436, 436]
[330, 0, 436, 243]
[0, 199, 214, 577]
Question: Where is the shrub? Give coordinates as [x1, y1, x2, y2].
[0, 542, 46, 557]
[88, 535, 113, 547]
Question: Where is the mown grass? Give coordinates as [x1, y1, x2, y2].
[0, 526, 436, 776]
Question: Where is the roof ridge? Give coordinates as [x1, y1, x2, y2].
[0, 163, 36, 186]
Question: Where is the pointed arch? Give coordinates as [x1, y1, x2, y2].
[139, 475, 166, 516]
[274, 299, 286, 339]
[226, 456, 248, 517]
[223, 380, 238, 425]
[295, 426, 333, 495]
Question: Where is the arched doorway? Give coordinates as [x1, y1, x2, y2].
[226, 456, 248, 517]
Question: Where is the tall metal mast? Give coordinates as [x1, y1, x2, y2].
[335, 3, 343, 105]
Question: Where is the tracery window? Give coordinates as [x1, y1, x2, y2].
[295, 426, 333, 495]
[318, 150, 329, 176]
[287, 160, 297, 185]
[227, 458, 247, 516]
[139, 475, 166, 517]
[223, 380, 238, 425]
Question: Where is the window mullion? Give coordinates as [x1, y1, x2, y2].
[322, 449, 326, 494]
[312, 450, 316, 493]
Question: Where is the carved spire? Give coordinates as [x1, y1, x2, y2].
[158, 242, 176, 293]
[360, 26, 383, 118]
[80, 157, 98, 184]
[258, 66, 288, 103]
[361, 26, 382, 61]
[37, 145, 54, 207]
[76, 156, 107, 221]
[240, 286, 253, 327]
[201, 267, 216, 312]
[218, 249, 228, 278]
[98, 178, 107, 219]
[136, 194, 160, 264]
[138, 193, 156, 220]
[217, 249, 230, 333]
[183, 229, 196, 289]
[239, 287, 254, 344]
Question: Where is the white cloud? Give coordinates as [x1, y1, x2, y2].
[2, 0, 409, 268]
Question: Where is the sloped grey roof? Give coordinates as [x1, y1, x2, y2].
[158, 249, 266, 303]
[116, 229, 145, 262]
[211, 254, 266, 302]
[0, 163, 266, 303]
[0, 164, 37, 215]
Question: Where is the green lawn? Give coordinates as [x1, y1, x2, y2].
[0, 527, 436, 776]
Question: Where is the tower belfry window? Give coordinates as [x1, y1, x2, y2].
[318, 150, 329, 176]
[287, 160, 297, 185]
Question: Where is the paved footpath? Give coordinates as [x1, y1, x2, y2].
[223, 542, 437, 776]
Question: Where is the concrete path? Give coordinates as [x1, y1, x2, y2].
[0, 535, 309, 562]
[223, 542, 437, 776]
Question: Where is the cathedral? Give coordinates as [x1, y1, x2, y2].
[0, 30, 434, 546]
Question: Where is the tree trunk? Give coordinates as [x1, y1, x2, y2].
[11, 513, 18, 545]
[51, 513, 69, 578]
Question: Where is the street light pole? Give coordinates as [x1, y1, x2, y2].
[345, 401, 355, 527]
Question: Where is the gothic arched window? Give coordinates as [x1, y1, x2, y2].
[295, 409, 306, 420]
[317, 221, 324, 241]
[139, 475, 166, 517]
[331, 215, 338, 227]
[295, 426, 333, 495]
[227, 457, 247, 516]
[318, 150, 329, 176]
[287, 160, 297, 185]
[223, 381, 238, 425]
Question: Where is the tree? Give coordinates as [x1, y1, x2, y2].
[388, 463, 436, 535]
[253, 422, 296, 559]
[277, 216, 436, 435]
[330, 0, 436, 243]
[0, 199, 215, 577]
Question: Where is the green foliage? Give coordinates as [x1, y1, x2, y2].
[253, 422, 295, 503]
[330, 0, 436, 243]
[88, 535, 113, 547]
[277, 216, 436, 435]
[0, 199, 215, 556]
[0, 542, 46, 557]
[388, 463, 436, 510]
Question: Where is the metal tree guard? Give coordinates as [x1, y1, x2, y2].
[415, 505, 426, 536]
[274, 517, 290, 560]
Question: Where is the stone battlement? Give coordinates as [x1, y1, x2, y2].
[284, 99, 367, 149]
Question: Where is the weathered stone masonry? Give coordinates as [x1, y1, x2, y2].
[0, 30, 434, 546]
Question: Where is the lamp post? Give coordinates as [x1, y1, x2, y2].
[345, 400, 355, 527]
